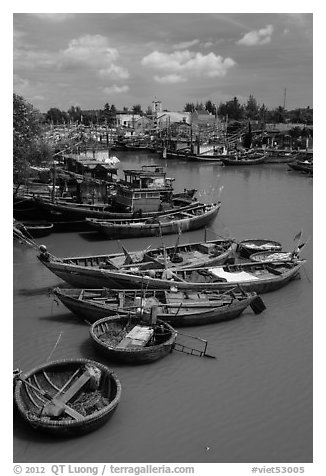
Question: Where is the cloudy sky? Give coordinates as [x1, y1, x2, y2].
[13, 11, 313, 113]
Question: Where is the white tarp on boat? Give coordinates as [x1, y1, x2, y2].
[208, 268, 259, 282]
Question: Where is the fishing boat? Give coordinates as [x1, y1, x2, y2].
[163, 149, 227, 163]
[14, 220, 54, 238]
[288, 160, 313, 175]
[237, 239, 282, 259]
[37, 236, 235, 287]
[220, 152, 266, 166]
[85, 202, 221, 239]
[90, 314, 177, 364]
[13, 358, 121, 436]
[53, 287, 266, 326]
[54, 260, 305, 295]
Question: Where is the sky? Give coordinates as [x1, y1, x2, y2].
[13, 10, 313, 114]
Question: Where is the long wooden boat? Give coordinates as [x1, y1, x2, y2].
[37, 237, 235, 287]
[237, 239, 282, 259]
[40, 243, 305, 293]
[53, 287, 266, 326]
[164, 149, 226, 163]
[288, 161, 313, 175]
[220, 153, 266, 166]
[85, 202, 221, 239]
[90, 315, 177, 364]
[33, 195, 198, 222]
[13, 358, 121, 436]
[14, 220, 54, 238]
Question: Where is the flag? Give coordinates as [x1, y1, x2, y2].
[294, 231, 302, 241]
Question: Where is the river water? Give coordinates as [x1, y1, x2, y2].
[13, 151, 313, 464]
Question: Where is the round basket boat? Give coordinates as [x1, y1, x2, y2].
[250, 250, 294, 262]
[14, 358, 121, 437]
[237, 239, 282, 259]
[90, 315, 177, 365]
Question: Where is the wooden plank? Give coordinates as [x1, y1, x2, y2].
[56, 370, 91, 404]
[116, 325, 154, 349]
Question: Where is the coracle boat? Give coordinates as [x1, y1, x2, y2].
[53, 287, 266, 326]
[57, 260, 305, 295]
[37, 237, 235, 288]
[85, 202, 221, 239]
[13, 358, 121, 437]
[90, 314, 177, 364]
[237, 239, 282, 259]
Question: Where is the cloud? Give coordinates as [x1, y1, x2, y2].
[141, 49, 236, 82]
[103, 85, 129, 94]
[99, 64, 129, 80]
[237, 25, 274, 46]
[14, 34, 129, 81]
[29, 13, 75, 22]
[154, 74, 187, 84]
[172, 39, 199, 50]
[61, 35, 119, 67]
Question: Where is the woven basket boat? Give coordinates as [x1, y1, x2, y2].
[90, 315, 177, 364]
[14, 358, 121, 437]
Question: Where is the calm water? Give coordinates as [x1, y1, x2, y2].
[13, 151, 313, 463]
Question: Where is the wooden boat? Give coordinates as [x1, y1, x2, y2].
[237, 239, 282, 259]
[33, 195, 198, 222]
[37, 237, 235, 287]
[85, 202, 221, 239]
[220, 152, 266, 166]
[90, 315, 177, 364]
[40, 241, 305, 292]
[288, 160, 313, 175]
[55, 260, 304, 294]
[164, 149, 226, 163]
[14, 220, 54, 238]
[13, 358, 121, 436]
[53, 287, 266, 326]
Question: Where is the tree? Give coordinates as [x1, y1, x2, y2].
[184, 103, 195, 112]
[132, 104, 143, 116]
[45, 107, 68, 124]
[13, 94, 53, 187]
[245, 95, 259, 120]
[218, 97, 244, 121]
[205, 100, 216, 115]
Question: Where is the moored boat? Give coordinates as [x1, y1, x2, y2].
[40, 246, 305, 293]
[53, 287, 266, 326]
[37, 236, 235, 287]
[85, 202, 221, 239]
[13, 358, 121, 436]
[58, 260, 304, 294]
[90, 315, 177, 364]
[14, 220, 54, 238]
[237, 239, 282, 259]
[220, 152, 266, 166]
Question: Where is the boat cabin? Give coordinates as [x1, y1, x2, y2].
[115, 165, 175, 213]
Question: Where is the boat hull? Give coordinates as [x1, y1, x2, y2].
[14, 358, 121, 437]
[87, 203, 220, 239]
[53, 288, 260, 326]
[90, 316, 177, 364]
[43, 259, 304, 294]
